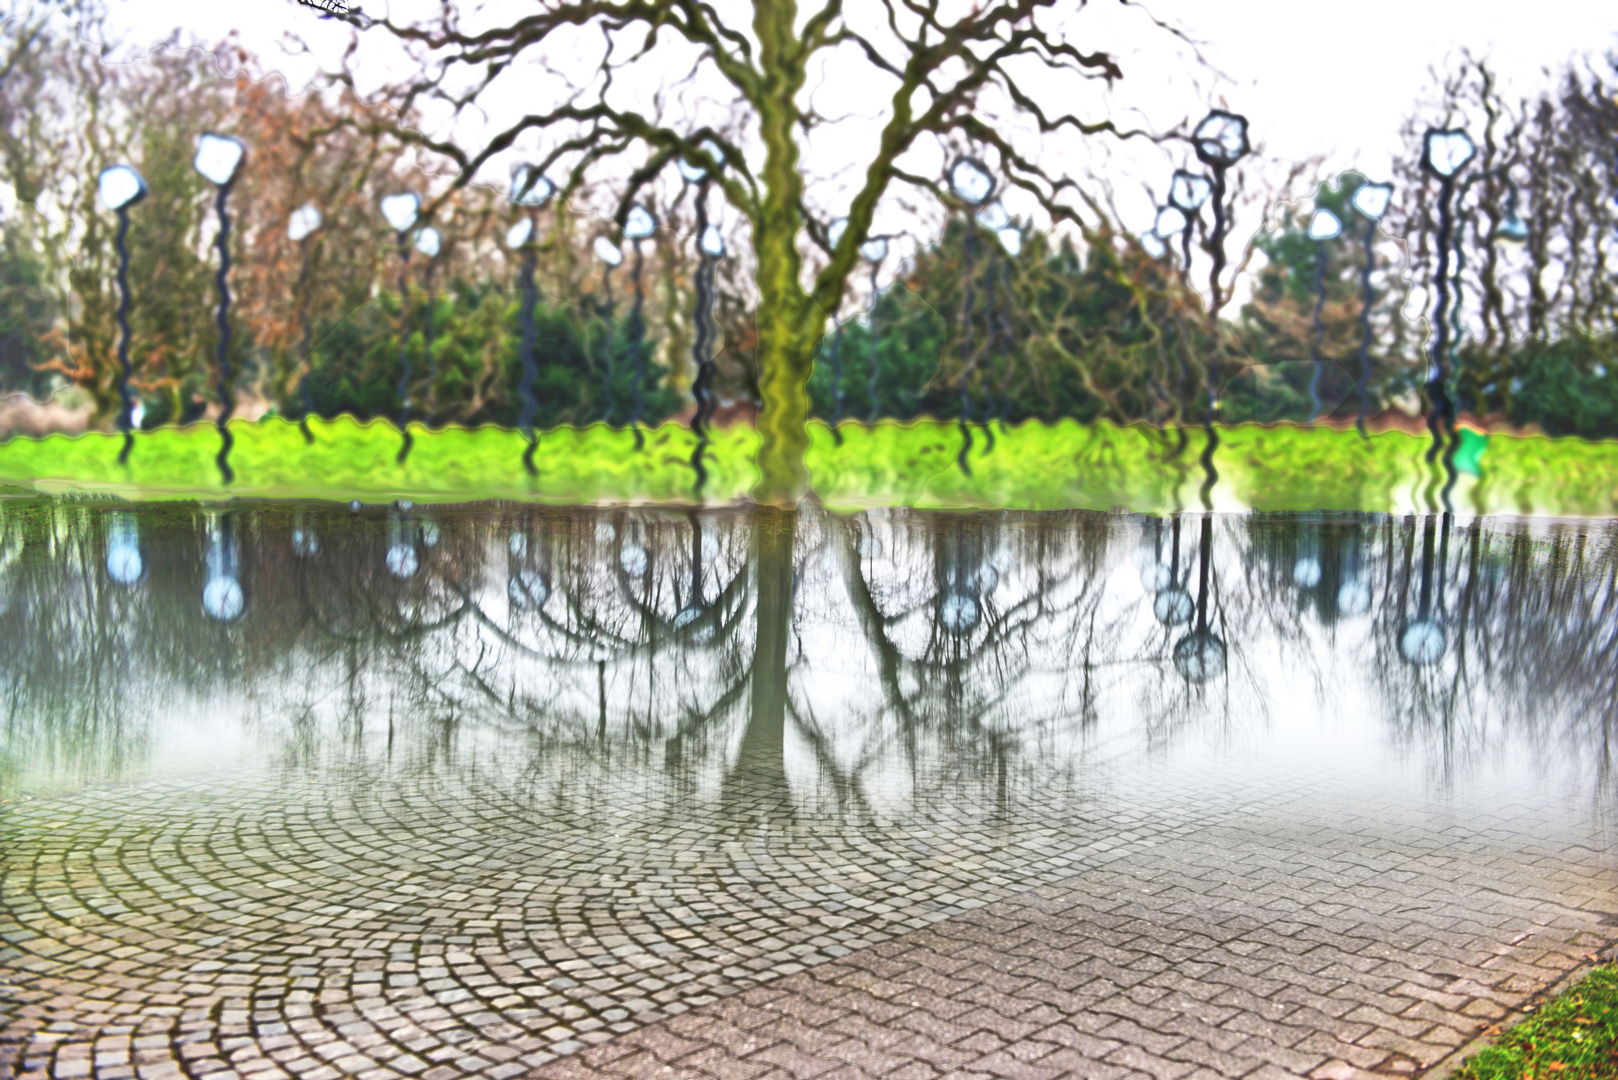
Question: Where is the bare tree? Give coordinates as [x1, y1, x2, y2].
[317, 0, 1169, 502]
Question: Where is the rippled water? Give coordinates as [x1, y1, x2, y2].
[1, 499, 1616, 805]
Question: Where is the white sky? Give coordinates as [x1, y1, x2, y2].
[72, 0, 1618, 249]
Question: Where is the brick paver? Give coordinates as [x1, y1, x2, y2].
[532, 797, 1612, 1080]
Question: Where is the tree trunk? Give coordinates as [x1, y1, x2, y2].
[721, 506, 797, 823]
[750, 0, 817, 506]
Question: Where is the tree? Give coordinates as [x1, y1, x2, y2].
[327, 0, 1157, 503]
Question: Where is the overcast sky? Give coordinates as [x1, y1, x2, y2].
[80, 0, 1618, 243]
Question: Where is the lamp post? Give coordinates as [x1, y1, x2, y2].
[680, 143, 725, 482]
[827, 217, 850, 445]
[948, 156, 994, 476]
[862, 236, 888, 424]
[287, 203, 322, 443]
[98, 165, 146, 465]
[991, 219, 1020, 433]
[691, 222, 725, 495]
[1168, 168, 1212, 288]
[194, 134, 246, 485]
[592, 236, 624, 426]
[508, 165, 554, 474]
[1190, 110, 1250, 508]
[1451, 167, 1527, 422]
[1419, 128, 1476, 476]
[622, 203, 657, 451]
[974, 199, 1013, 450]
[415, 225, 442, 431]
[1349, 181, 1393, 436]
[1151, 200, 1194, 432]
[379, 191, 421, 463]
[1305, 206, 1343, 422]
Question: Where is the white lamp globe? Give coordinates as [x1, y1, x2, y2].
[194, 134, 246, 186]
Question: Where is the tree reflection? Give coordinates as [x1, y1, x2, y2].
[1, 500, 1615, 811]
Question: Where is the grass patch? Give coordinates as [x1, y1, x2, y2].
[1455, 967, 1618, 1080]
[0, 415, 1614, 515]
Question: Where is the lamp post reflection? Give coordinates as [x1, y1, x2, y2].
[202, 514, 244, 622]
[1400, 514, 1449, 667]
[1151, 514, 1193, 627]
[1172, 516, 1225, 682]
[105, 513, 144, 586]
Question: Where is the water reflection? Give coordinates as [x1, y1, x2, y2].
[0, 499, 1615, 808]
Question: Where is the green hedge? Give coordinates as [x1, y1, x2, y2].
[1, 417, 1615, 516]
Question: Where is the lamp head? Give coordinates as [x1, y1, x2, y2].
[593, 235, 623, 266]
[1495, 210, 1529, 243]
[948, 156, 995, 206]
[1169, 169, 1213, 211]
[1351, 181, 1393, 220]
[287, 203, 322, 241]
[505, 218, 534, 249]
[380, 192, 421, 233]
[1154, 205, 1188, 238]
[975, 201, 1010, 232]
[97, 165, 147, 211]
[194, 133, 246, 186]
[623, 203, 657, 239]
[1192, 110, 1250, 168]
[700, 224, 725, 258]
[1307, 208, 1343, 240]
[1421, 129, 1476, 179]
[414, 226, 442, 258]
[509, 165, 554, 207]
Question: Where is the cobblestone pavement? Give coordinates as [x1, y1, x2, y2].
[534, 795, 1615, 1080]
[3, 746, 1614, 1080]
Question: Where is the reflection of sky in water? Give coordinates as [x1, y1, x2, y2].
[0, 500, 1614, 837]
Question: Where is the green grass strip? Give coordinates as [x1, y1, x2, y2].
[0, 416, 1615, 515]
[1455, 967, 1618, 1080]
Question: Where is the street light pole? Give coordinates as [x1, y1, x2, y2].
[194, 134, 247, 485]
[98, 165, 146, 466]
[1349, 181, 1393, 437]
[287, 203, 323, 444]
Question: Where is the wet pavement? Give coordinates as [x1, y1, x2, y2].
[1, 501, 1615, 1080]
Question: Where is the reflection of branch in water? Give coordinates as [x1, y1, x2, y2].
[5, 501, 1618, 816]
